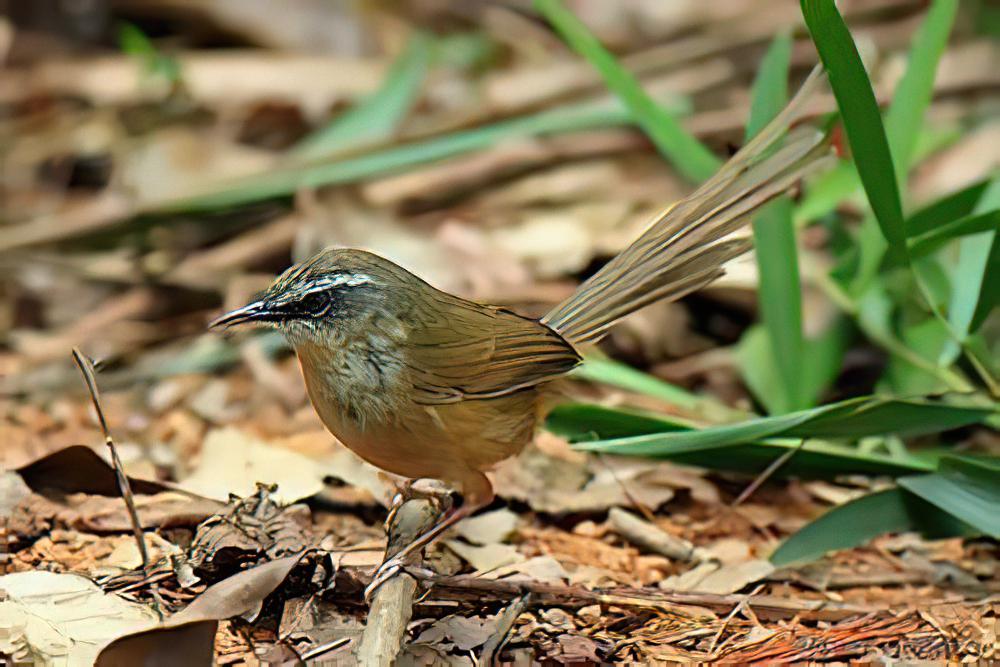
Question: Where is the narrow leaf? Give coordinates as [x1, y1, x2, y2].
[900, 455, 1000, 538]
[883, 0, 959, 181]
[146, 97, 686, 213]
[801, 0, 907, 262]
[906, 179, 990, 238]
[770, 487, 971, 566]
[574, 395, 991, 456]
[948, 179, 1000, 339]
[908, 209, 1000, 258]
[535, 0, 720, 182]
[744, 33, 804, 413]
[291, 33, 433, 161]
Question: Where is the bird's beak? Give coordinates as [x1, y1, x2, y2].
[208, 300, 271, 330]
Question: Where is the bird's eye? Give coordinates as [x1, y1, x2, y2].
[299, 292, 329, 316]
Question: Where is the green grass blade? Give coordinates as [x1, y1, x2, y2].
[906, 179, 991, 237]
[534, 0, 720, 183]
[144, 96, 686, 213]
[883, 0, 959, 182]
[948, 179, 1000, 339]
[573, 395, 991, 456]
[770, 487, 973, 565]
[745, 33, 792, 140]
[793, 160, 860, 226]
[801, 0, 906, 262]
[743, 33, 804, 413]
[547, 403, 692, 441]
[573, 358, 700, 411]
[899, 463, 1000, 538]
[573, 358, 746, 422]
[908, 209, 1000, 258]
[291, 32, 433, 161]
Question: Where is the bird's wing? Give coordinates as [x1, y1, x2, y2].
[404, 291, 581, 405]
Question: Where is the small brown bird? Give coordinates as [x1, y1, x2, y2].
[211, 71, 831, 592]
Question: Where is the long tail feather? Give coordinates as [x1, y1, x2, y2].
[542, 67, 834, 346]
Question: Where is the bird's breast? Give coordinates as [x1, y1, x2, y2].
[294, 329, 409, 434]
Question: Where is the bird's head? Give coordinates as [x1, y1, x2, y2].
[208, 248, 409, 347]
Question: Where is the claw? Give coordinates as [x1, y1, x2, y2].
[383, 492, 405, 532]
[364, 556, 404, 602]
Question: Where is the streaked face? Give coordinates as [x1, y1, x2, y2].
[209, 260, 378, 344]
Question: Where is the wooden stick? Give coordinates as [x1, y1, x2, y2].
[356, 498, 442, 666]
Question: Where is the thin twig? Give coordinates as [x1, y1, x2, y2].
[72, 347, 150, 569]
[705, 583, 765, 658]
[732, 439, 808, 507]
[480, 593, 530, 665]
[300, 637, 352, 661]
[396, 568, 876, 622]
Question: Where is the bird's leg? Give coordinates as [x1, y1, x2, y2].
[365, 472, 493, 602]
[383, 478, 452, 531]
[365, 503, 474, 602]
[383, 479, 412, 532]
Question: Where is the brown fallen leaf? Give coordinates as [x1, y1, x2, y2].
[0, 570, 159, 665]
[175, 427, 326, 503]
[96, 553, 306, 665]
[15, 445, 170, 497]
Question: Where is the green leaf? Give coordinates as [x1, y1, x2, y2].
[143, 95, 686, 213]
[572, 357, 746, 422]
[948, 179, 1000, 339]
[744, 33, 804, 413]
[553, 402, 936, 478]
[573, 395, 991, 456]
[573, 358, 700, 410]
[900, 455, 1000, 538]
[547, 403, 690, 442]
[745, 33, 792, 140]
[291, 33, 433, 161]
[118, 22, 180, 84]
[793, 160, 861, 226]
[534, 0, 720, 183]
[906, 179, 990, 238]
[739, 318, 852, 416]
[883, 0, 958, 182]
[908, 209, 1000, 258]
[770, 487, 972, 566]
[801, 0, 906, 262]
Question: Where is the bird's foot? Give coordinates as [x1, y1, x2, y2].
[363, 553, 406, 603]
[383, 491, 406, 532]
[384, 479, 453, 532]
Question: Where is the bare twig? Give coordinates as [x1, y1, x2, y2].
[732, 439, 808, 507]
[480, 593, 530, 666]
[705, 583, 765, 658]
[72, 347, 149, 569]
[391, 569, 878, 622]
[609, 507, 698, 562]
[299, 637, 351, 662]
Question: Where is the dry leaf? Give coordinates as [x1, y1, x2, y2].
[177, 427, 324, 503]
[96, 554, 305, 665]
[453, 508, 519, 546]
[0, 571, 159, 666]
[444, 541, 524, 573]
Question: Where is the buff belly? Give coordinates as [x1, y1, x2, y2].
[298, 348, 540, 489]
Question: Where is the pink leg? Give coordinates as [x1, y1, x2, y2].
[365, 471, 493, 602]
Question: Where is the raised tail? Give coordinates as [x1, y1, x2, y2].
[541, 68, 834, 347]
